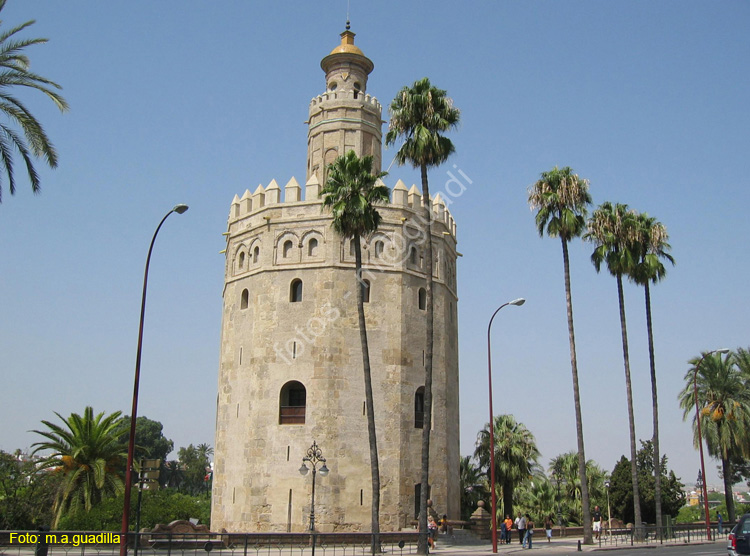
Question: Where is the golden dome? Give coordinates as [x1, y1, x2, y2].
[329, 30, 365, 57]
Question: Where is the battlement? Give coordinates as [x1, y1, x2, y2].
[309, 90, 381, 111]
[229, 176, 456, 236]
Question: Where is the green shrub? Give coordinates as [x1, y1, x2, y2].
[58, 489, 210, 531]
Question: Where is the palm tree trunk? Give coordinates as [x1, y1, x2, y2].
[354, 236, 381, 554]
[417, 163, 434, 555]
[722, 454, 736, 524]
[643, 282, 663, 530]
[560, 236, 592, 544]
[616, 274, 643, 538]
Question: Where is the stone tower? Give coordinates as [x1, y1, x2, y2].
[211, 28, 460, 533]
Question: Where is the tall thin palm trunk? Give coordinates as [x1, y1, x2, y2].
[418, 163, 435, 555]
[560, 237, 592, 544]
[616, 274, 643, 536]
[643, 282, 663, 529]
[721, 453, 736, 523]
[354, 236, 381, 553]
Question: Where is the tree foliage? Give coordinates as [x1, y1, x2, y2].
[386, 77, 459, 554]
[459, 455, 487, 521]
[31, 407, 128, 527]
[321, 150, 388, 552]
[608, 441, 684, 524]
[474, 414, 541, 520]
[57, 488, 210, 531]
[0, 450, 58, 529]
[679, 349, 750, 522]
[0, 0, 68, 202]
[528, 165, 594, 543]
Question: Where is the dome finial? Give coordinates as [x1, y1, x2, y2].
[346, 0, 351, 30]
[346, 19, 350, 31]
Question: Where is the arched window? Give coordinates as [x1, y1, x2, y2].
[418, 288, 426, 310]
[349, 239, 356, 257]
[253, 245, 260, 264]
[241, 289, 249, 309]
[283, 240, 294, 258]
[362, 279, 370, 303]
[308, 238, 318, 257]
[414, 386, 425, 429]
[238, 251, 246, 270]
[409, 245, 417, 265]
[374, 240, 384, 258]
[279, 381, 306, 424]
[290, 279, 303, 302]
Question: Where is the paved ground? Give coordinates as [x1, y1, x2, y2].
[430, 536, 724, 555]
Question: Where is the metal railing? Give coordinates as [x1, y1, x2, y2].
[0, 532, 421, 556]
[596, 522, 731, 547]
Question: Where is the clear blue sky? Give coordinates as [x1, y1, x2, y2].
[1, 1, 748, 492]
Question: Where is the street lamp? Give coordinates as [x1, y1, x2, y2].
[120, 204, 189, 556]
[487, 297, 525, 553]
[692, 347, 730, 541]
[300, 441, 329, 556]
[604, 480, 612, 537]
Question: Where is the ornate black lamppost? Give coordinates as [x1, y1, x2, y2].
[300, 441, 329, 556]
[487, 298, 525, 552]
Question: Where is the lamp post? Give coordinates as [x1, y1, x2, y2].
[487, 297, 525, 553]
[692, 348, 730, 541]
[300, 441, 329, 556]
[120, 204, 189, 556]
[604, 480, 612, 537]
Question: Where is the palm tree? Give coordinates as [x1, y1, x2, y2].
[385, 77, 459, 553]
[678, 351, 750, 523]
[0, 0, 68, 202]
[475, 414, 541, 521]
[31, 407, 127, 527]
[459, 455, 488, 521]
[321, 150, 389, 552]
[528, 166, 594, 543]
[548, 452, 608, 526]
[584, 202, 643, 535]
[628, 213, 674, 529]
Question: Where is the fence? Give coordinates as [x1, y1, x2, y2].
[0, 532, 421, 556]
[595, 522, 731, 548]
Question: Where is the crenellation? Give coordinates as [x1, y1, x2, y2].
[240, 190, 252, 214]
[391, 179, 408, 206]
[284, 177, 301, 202]
[252, 184, 265, 209]
[265, 179, 281, 204]
[407, 184, 421, 209]
[305, 175, 321, 201]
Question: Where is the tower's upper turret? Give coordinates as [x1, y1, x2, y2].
[306, 26, 382, 185]
[320, 27, 374, 96]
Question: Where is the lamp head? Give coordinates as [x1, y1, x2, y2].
[716, 348, 730, 355]
[605, 481, 610, 489]
[299, 463, 309, 476]
[173, 204, 189, 214]
[319, 463, 329, 477]
[510, 298, 525, 306]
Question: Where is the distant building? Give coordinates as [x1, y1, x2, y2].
[210, 27, 460, 533]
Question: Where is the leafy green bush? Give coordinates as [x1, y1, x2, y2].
[58, 489, 210, 531]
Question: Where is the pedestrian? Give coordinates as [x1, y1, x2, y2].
[718, 512, 724, 535]
[593, 505, 602, 540]
[544, 514, 553, 542]
[499, 518, 507, 544]
[427, 515, 438, 549]
[504, 515, 513, 544]
[517, 513, 527, 544]
[523, 514, 534, 549]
